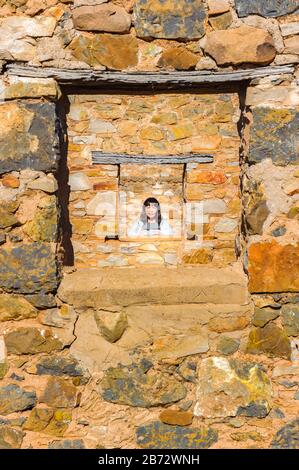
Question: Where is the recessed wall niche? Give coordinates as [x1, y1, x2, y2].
[67, 91, 241, 268]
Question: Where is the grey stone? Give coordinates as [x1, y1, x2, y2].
[249, 108, 299, 166]
[0, 101, 60, 175]
[271, 226, 287, 237]
[235, 0, 299, 18]
[253, 307, 280, 327]
[177, 360, 197, 383]
[35, 355, 89, 384]
[216, 336, 240, 355]
[101, 361, 187, 407]
[271, 419, 299, 449]
[0, 384, 36, 415]
[134, 0, 206, 40]
[48, 439, 86, 449]
[25, 293, 57, 309]
[0, 243, 58, 294]
[282, 304, 299, 336]
[270, 408, 285, 419]
[136, 421, 218, 449]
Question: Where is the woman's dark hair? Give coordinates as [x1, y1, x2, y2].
[140, 197, 161, 230]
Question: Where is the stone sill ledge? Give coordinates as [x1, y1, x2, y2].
[58, 266, 249, 308]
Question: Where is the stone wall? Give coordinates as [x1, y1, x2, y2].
[0, 0, 298, 451]
[67, 90, 240, 268]
[0, 0, 298, 71]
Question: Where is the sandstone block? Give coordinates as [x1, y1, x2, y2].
[0, 15, 56, 37]
[246, 323, 291, 359]
[208, 0, 230, 15]
[209, 11, 232, 30]
[40, 377, 80, 408]
[1, 174, 20, 188]
[24, 196, 58, 242]
[284, 36, 299, 55]
[0, 77, 60, 100]
[24, 407, 72, 436]
[73, 4, 131, 33]
[0, 294, 38, 322]
[187, 170, 226, 184]
[282, 304, 299, 336]
[153, 333, 209, 361]
[69, 33, 138, 70]
[58, 266, 249, 308]
[27, 174, 58, 193]
[182, 249, 213, 265]
[4, 327, 63, 355]
[158, 48, 198, 70]
[214, 218, 238, 233]
[94, 309, 127, 343]
[159, 409, 193, 426]
[248, 241, 299, 292]
[0, 426, 24, 449]
[69, 172, 91, 191]
[205, 26, 276, 65]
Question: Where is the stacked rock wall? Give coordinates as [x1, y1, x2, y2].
[0, 0, 298, 451]
[67, 90, 241, 268]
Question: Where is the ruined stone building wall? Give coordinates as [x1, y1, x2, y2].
[0, 0, 298, 450]
[67, 91, 241, 268]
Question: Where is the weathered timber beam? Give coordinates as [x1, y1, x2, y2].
[6, 64, 294, 87]
[92, 152, 213, 165]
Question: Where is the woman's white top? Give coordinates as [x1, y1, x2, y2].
[128, 219, 173, 237]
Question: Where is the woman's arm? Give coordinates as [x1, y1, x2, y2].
[127, 220, 143, 237]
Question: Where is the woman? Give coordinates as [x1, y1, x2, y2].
[128, 197, 173, 237]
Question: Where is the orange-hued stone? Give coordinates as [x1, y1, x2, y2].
[93, 180, 118, 191]
[187, 171, 227, 184]
[185, 184, 204, 201]
[192, 135, 221, 151]
[160, 409, 193, 426]
[1, 174, 20, 188]
[248, 241, 299, 293]
[183, 248, 213, 264]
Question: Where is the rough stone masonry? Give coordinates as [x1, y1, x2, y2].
[0, 0, 298, 450]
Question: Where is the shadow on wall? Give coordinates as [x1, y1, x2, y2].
[55, 94, 74, 266]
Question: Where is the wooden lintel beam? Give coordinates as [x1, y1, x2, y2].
[6, 64, 294, 88]
[92, 152, 213, 165]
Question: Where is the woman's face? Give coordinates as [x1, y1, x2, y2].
[145, 203, 158, 220]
